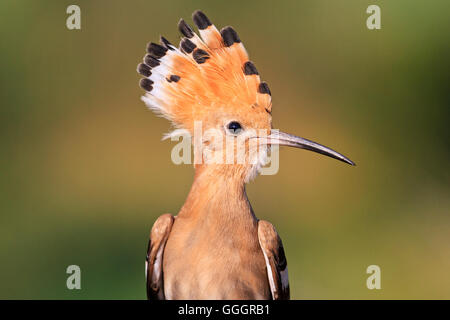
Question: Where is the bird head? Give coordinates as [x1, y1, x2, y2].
[137, 10, 354, 182]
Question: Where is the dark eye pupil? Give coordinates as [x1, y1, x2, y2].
[227, 121, 242, 134]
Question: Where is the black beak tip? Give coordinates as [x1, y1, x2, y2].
[344, 158, 356, 166]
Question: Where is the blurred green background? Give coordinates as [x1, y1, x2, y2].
[0, 0, 449, 299]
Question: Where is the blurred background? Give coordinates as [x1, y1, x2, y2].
[0, 0, 449, 299]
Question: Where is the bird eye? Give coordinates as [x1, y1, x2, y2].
[227, 121, 243, 135]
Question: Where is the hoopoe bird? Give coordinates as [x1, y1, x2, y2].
[137, 10, 355, 300]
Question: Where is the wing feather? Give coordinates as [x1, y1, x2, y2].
[146, 213, 174, 300]
[257, 220, 290, 300]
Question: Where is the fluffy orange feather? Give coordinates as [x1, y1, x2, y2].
[137, 10, 273, 134]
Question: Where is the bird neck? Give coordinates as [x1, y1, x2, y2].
[177, 164, 256, 223]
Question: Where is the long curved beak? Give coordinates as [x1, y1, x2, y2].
[261, 131, 355, 166]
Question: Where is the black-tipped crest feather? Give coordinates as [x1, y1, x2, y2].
[160, 36, 174, 50]
[137, 63, 152, 77]
[193, 49, 210, 64]
[243, 61, 258, 75]
[180, 38, 196, 53]
[220, 26, 241, 47]
[147, 42, 168, 58]
[140, 78, 154, 92]
[258, 82, 271, 95]
[192, 10, 212, 30]
[178, 19, 194, 38]
[144, 54, 160, 68]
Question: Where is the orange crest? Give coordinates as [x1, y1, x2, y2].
[137, 10, 272, 134]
